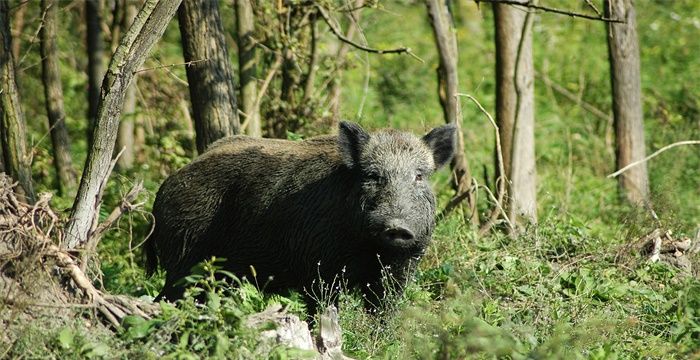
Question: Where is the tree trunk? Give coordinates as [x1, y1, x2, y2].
[235, 0, 260, 137]
[40, 0, 77, 195]
[302, 15, 318, 103]
[178, 0, 240, 153]
[11, 1, 27, 64]
[426, 0, 478, 224]
[66, 0, 182, 250]
[328, 0, 364, 128]
[86, 0, 105, 146]
[605, 0, 649, 205]
[277, 48, 298, 137]
[0, 0, 35, 203]
[117, 80, 137, 170]
[493, 2, 537, 225]
[116, 1, 138, 170]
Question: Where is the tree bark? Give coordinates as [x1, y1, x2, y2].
[426, 0, 478, 224]
[0, 0, 35, 203]
[86, 0, 105, 145]
[605, 0, 649, 205]
[493, 2, 537, 225]
[66, 0, 182, 250]
[277, 48, 298, 138]
[178, 0, 240, 153]
[235, 0, 260, 137]
[116, 1, 139, 170]
[40, 0, 77, 195]
[328, 0, 364, 128]
[11, 1, 27, 64]
[302, 15, 318, 103]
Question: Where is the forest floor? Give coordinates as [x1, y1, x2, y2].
[2, 176, 699, 358]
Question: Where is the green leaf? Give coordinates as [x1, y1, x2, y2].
[122, 315, 152, 340]
[207, 292, 221, 312]
[57, 327, 74, 350]
[212, 332, 229, 358]
[82, 342, 110, 358]
[515, 285, 534, 296]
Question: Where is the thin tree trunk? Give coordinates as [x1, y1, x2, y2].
[235, 0, 260, 137]
[40, 0, 77, 195]
[303, 15, 318, 103]
[277, 49, 297, 137]
[273, 6, 304, 138]
[178, 0, 240, 153]
[11, 1, 27, 64]
[117, 80, 137, 170]
[493, 2, 537, 225]
[0, 135, 4, 173]
[66, 0, 182, 250]
[0, 0, 35, 203]
[116, 1, 138, 170]
[328, 0, 364, 128]
[426, 0, 478, 225]
[86, 0, 105, 145]
[605, 0, 649, 205]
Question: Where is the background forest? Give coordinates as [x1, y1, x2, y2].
[1, 0, 699, 358]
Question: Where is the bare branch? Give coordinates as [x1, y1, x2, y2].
[457, 93, 514, 234]
[439, 184, 475, 219]
[607, 140, 700, 178]
[88, 180, 145, 248]
[475, 0, 625, 23]
[48, 243, 158, 328]
[134, 58, 210, 74]
[240, 54, 283, 133]
[584, 0, 602, 16]
[315, 4, 424, 62]
[535, 70, 611, 122]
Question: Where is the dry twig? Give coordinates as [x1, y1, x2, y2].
[241, 55, 284, 133]
[535, 70, 611, 122]
[79, 180, 146, 271]
[457, 94, 514, 234]
[0, 175, 157, 328]
[315, 4, 424, 62]
[607, 140, 700, 178]
[474, 0, 625, 23]
[134, 58, 210, 74]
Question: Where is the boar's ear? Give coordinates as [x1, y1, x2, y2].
[338, 121, 370, 168]
[422, 123, 457, 169]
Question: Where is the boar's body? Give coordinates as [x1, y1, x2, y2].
[146, 122, 456, 308]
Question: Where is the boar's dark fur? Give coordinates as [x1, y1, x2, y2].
[145, 121, 456, 311]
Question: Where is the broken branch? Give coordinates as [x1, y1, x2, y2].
[457, 93, 514, 234]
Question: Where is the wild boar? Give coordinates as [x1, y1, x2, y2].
[145, 121, 456, 310]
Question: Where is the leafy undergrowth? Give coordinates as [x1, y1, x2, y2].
[335, 213, 700, 359]
[4, 212, 698, 359]
[3, 259, 310, 359]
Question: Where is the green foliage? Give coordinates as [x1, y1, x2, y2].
[335, 214, 700, 358]
[113, 257, 308, 359]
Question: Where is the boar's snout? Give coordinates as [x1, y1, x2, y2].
[381, 219, 416, 248]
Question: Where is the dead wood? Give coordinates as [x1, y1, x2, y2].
[247, 304, 354, 360]
[617, 227, 699, 277]
[0, 174, 157, 330]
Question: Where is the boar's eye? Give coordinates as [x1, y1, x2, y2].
[365, 172, 383, 182]
[414, 172, 424, 182]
